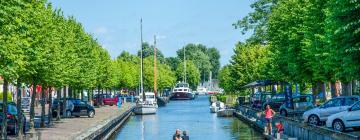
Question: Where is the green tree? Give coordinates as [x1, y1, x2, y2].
[175, 61, 200, 89]
[218, 65, 235, 93]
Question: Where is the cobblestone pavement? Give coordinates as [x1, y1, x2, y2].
[32, 103, 133, 140]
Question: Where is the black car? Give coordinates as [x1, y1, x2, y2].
[52, 98, 95, 118]
[0, 102, 26, 135]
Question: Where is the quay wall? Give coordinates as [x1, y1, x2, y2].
[235, 105, 360, 140]
[74, 106, 135, 140]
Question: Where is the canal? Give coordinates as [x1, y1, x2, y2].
[112, 96, 263, 140]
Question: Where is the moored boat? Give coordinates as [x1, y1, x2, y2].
[210, 101, 225, 113]
[217, 108, 235, 117]
[170, 82, 193, 100]
[134, 92, 158, 115]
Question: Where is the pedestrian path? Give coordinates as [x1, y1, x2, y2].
[32, 103, 133, 140]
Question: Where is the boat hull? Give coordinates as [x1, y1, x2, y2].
[170, 92, 192, 100]
[217, 109, 235, 117]
[134, 104, 157, 115]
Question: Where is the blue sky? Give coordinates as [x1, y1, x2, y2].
[49, 0, 253, 66]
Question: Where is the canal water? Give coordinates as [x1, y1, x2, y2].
[112, 96, 263, 140]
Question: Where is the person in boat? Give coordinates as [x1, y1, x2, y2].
[173, 129, 182, 140]
[264, 104, 276, 135]
[181, 130, 189, 140]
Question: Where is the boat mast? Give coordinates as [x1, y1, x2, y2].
[140, 19, 145, 101]
[183, 46, 186, 83]
[154, 35, 157, 96]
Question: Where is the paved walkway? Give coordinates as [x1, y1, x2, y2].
[33, 103, 133, 140]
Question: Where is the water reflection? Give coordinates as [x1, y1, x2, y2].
[112, 96, 263, 140]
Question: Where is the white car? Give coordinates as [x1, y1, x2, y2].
[303, 96, 359, 125]
[326, 101, 360, 131]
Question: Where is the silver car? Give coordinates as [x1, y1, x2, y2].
[279, 95, 314, 116]
[303, 96, 360, 125]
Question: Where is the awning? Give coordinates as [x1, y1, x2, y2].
[242, 80, 276, 88]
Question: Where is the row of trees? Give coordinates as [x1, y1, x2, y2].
[220, 0, 360, 96]
[0, 1, 124, 139]
[0, 1, 222, 138]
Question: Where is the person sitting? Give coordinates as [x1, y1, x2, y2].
[173, 129, 182, 140]
[182, 130, 189, 140]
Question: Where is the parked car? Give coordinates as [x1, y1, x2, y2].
[303, 96, 360, 125]
[93, 94, 119, 106]
[250, 92, 272, 109]
[279, 94, 314, 116]
[0, 102, 26, 135]
[52, 98, 95, 118]
[326, 101, 360, 132]
[52, 98, 74, 118]
[262, 93, 285, 111]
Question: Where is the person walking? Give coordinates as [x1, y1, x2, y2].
[173, 129, 182, 140]
[181, 130, 189, 140]
[264, 104, 276, 135]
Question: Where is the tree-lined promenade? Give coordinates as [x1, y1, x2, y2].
[0, 1, 221, 139]
[219, 0, 360, 97]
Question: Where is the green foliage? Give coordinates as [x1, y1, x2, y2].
[229, 0, 360, 95]
[177, 44, 216, 82]
[218, 65, 234, 93]
[175, 61, 200, 89]
[229, 43, 269, 90]
[326, 0, 360, 82]
[0, 92, 12, 102]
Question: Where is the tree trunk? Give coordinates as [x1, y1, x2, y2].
[81, 89, 84, 101]
[62, 86, 67, 118]
[330, 82, 336, 98]
[352, 80, 357, 95]
[16, 81, 24, 139]
[342, 82, 353, 96]
[29, 83, 37, 132]
[312, 82, 317, 105]
[69, 87, 72, 98]
[40, 84, 46, 128]
[1, 79, 9, 139]
[56, 88, 61, 121]
[320, 82, 326, 100]
[48, 87, 53, 126]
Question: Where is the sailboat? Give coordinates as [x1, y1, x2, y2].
[170, 46, 195, 100]
[134, 19, 158, 115]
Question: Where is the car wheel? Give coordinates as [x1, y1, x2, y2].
[88, 110, 95, 118]
[308, 115, 320, 125]
[66, 110, 72, 118]
[280, 109, 288, 117]
[333, 119, 345, 132]
[110, 103, 114, 106]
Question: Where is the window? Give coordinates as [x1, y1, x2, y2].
[146, 95, 155, 99]
[351, 102, 360, 111]
[344, 98, 358, 106]
[323, 98, 343, 108]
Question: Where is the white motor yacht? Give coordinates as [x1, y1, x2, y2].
[134, 92, 158, 115]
